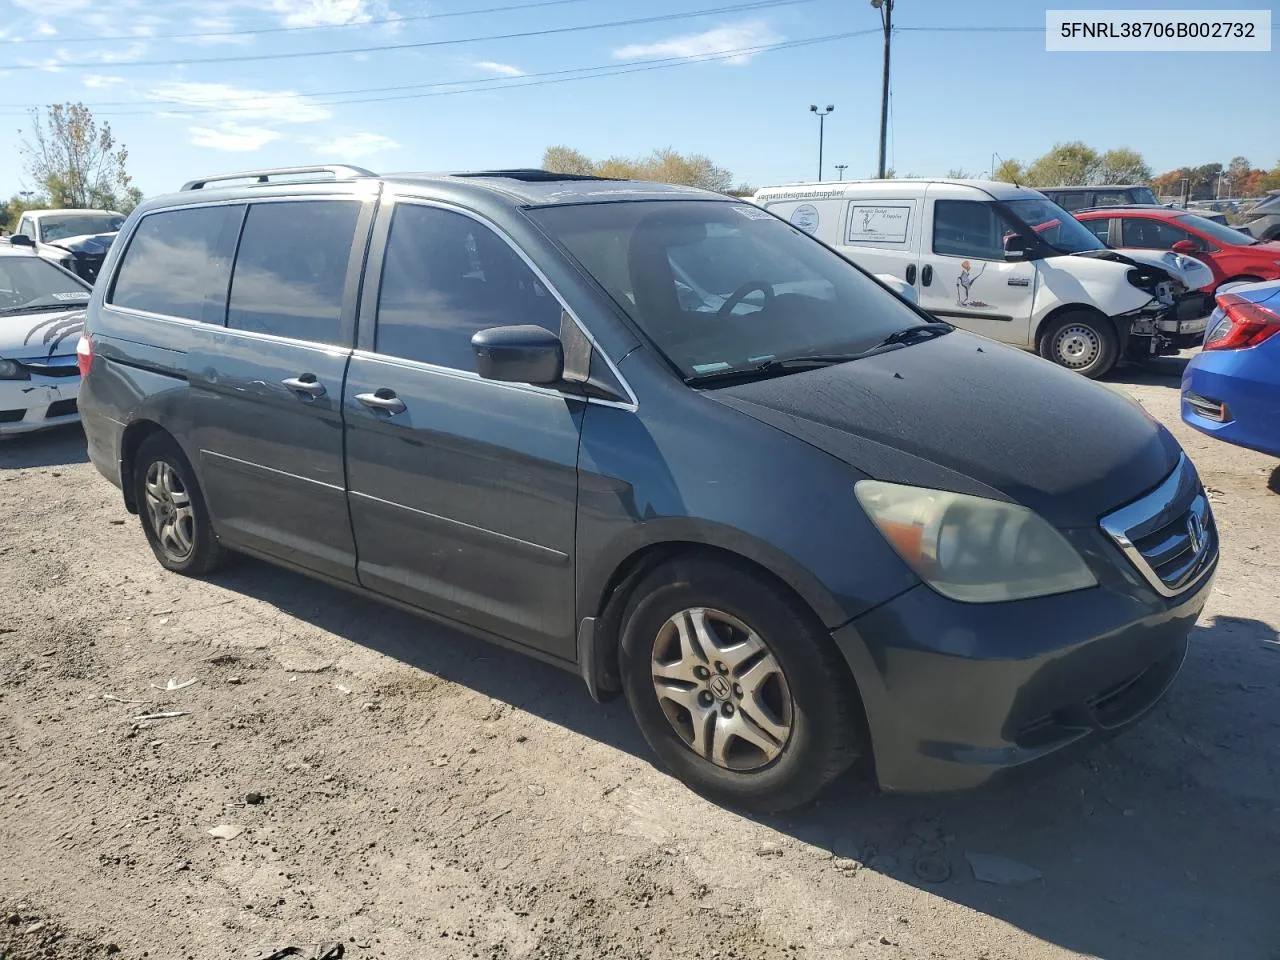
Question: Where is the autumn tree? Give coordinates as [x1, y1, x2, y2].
[1098, 147, 1151, 184]
[19, 103, 141, 212]
[1023, 141, 1102, 186]
[541, 145, 734, 192]
[991, 158, 1025, 183]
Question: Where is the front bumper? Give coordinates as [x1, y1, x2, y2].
[834, 561, 1214, 793]
[1181, 352, 1280, 458]
[0, 373, 81, 437]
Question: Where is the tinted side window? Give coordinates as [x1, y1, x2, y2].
[1092, 191, 1128, 207]
[1083, 218, 1112, 243]
[1120, 218, 1190, 249]
[375, 204, 561, 371]
[109, 205, 243, 323]
[933, 200, 1003, 260]
[1052, 192, 1089, 212]
[227, 201, 360, 345]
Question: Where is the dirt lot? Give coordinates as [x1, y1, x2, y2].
[1, 356, 1278, 960]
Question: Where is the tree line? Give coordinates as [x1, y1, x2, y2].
[990, 141, 1280, 200]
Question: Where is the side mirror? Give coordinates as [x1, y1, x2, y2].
[1003, 234, 1028, 259]
[471, 325, 564, 385]
[1172, 239, 1199, 255]
[8, 234, 34, 247]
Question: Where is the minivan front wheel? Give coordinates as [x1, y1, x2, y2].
[618, 558, 863, 813]
[1039, 311, 1118, 379]
[134, 433, 227, 575]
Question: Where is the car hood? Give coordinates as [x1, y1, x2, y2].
[707, 331, 1181, 529]
[47, 232, 116, 256]
[0, 308, 86, 358]
[1079, 247, 1216, 291]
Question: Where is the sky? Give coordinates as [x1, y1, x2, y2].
[0, 0, 1276, 200]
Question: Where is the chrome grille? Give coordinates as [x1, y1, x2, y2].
[1100, 455, 1216, 598]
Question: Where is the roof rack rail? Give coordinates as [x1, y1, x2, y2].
[180, 165, 376, 191]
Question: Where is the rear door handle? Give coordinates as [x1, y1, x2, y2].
[355, 389, 407, 415]
[282, 374, 326, 399]
[921, 264, 933, 287]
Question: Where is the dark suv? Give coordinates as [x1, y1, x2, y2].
[1039, 184, 1160, 212]
[78, 165, 1217, 811]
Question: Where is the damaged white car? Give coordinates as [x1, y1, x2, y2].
[8, 208, 124, 284]
[0, 247, 90, 437]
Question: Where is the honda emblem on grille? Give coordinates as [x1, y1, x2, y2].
[1187, 512, 1204, 556]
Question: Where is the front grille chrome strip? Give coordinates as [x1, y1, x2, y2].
[1100, 454, 1217, 598]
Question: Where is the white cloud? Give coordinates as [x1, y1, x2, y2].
[149, 81, 332, 124]
[82, 74, 125, 87]
[613, 20, 781, 65]
[188, 122, 282, 152]
[11, 0, 91, 12]
[178, 16, 253, 45]
[35, 22, 58, 36]
[270, 0, 377, 27]
[473, 60, 525, 78]
[312, 132, 399, 160]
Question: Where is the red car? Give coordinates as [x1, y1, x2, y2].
[1075, 205, 1280, 291]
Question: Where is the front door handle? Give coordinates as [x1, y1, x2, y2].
[282, 374, 326, 399]
[355, 388, 407, 415]
[921, 264, 934, 287]
[905, 264, 917, 285]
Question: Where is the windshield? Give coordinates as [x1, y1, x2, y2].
[1001, 198, 1106, 254]
[1178, 213, 1258, 246]
[0, 256, 91, 313]
[529, 201, 928, 381]
[39, 214, 124, 243]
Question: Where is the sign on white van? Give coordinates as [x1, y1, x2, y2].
[846, 204, 911, 244]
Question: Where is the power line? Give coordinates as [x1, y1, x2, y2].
[0, 31, 876, 118]
[21, 0, 595, 45]
[2, 0, 817, 70]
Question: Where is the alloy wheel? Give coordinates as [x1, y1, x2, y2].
[144, 460, 195, 563]
[650, 607, 794, 771]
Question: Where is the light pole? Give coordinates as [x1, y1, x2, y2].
[872, 0, 893, 179]
[810, 104, 834, 181]
[835, 163, 848, 181]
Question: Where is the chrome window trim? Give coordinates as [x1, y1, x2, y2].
[376, 195, 639, 411]
[1100, 454, 1216, 597]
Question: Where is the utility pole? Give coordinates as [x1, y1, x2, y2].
[810, 104, 834, 181]
[835, 163, 848, 180]
[872, 0, 893, 179]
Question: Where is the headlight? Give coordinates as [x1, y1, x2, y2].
[0, 358, 30, 381]
[855, 480, 1097, 603]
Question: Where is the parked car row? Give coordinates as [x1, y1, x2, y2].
[70, 165, 1219, 811]
[752, 178, 1215, 378]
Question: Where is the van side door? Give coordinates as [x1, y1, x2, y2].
[343, 198, 584, 659]
[917, 189, 1037, 346]
[186, 195, 375, 583]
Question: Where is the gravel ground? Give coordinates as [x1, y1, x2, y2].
[1, 356, 1278, 960]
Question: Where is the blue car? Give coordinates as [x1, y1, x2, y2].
[1182, 279, 1280, 457]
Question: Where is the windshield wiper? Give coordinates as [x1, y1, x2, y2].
[871, 322, 953, 349]
[0, 302, 85, 316]
[684, 325, 953, 386]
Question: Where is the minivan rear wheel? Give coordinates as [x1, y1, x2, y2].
[134, 433, 228, 576]
[1039, 311, 1118, 379]
[618, 558, 863, 813]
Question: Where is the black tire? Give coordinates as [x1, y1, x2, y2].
[1038, 310, 1119, 379]
[133, 432, 228, 575]
[618, 557, 864, 813]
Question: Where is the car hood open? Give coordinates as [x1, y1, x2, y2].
[0, 308, 86, 358]
[707, 331, 1181, 529]
[1073, 247, 1215, 291]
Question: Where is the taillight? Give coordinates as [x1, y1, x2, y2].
[1203, 293, 1280, 351]
[76, 334, 93, 377]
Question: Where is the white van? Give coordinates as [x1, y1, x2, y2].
[753, 179, 1215, 378]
